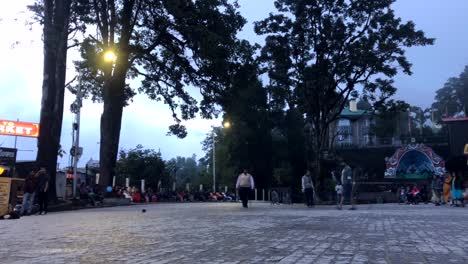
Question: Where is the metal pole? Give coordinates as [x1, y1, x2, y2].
[72, 87, 82, 198]
[12, 118, 18, 177]
[212, 128, 216, 193]
[13, 118, 19, 149]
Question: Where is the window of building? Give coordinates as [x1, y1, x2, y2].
[338, 119, 350, 126]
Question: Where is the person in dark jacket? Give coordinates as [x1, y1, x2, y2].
[35, 167, 50, 215]
[20, 171, 36, 216]
[431, 175, 443, 206]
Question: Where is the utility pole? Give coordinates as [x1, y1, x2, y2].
[72, 86, 83, 198]
[212, 127, 216, 193]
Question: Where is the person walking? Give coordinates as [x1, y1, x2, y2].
[36, 167, 50, 215]
[335, 181, 344, 210]
[301, 170, 315, 207]
[431, 175, 443, 206]
[341, 163, 353, 206]
[236, 169, 254, 208]
[20, 171, 36, 216]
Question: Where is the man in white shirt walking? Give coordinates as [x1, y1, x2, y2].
[236, 169, 255, 208]
[302, 170, 315, 207]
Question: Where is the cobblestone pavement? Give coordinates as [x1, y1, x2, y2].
[1, 202, 467, 264]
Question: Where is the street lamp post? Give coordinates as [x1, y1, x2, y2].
[212, 129, 216, 193]
[212, 121, 231, 193]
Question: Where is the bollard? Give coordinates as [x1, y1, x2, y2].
[255, 188, 257, 200]
[141, 179, 145, 192]
[186, 183, 190, 191]
[125, 178, 129, 188]
[112, 176, 116, 187]
[262, 189, 265, 201]
[224, 186, 228, 193]
[96, 173, 100, 185]
[172, 182, 176, 191]
[199, 184, 203, 191]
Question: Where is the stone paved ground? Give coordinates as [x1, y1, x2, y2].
[1, 202, 467, 264]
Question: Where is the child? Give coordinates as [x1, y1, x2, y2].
[335, 181, 344, 210]
[399, 186, 407, 204]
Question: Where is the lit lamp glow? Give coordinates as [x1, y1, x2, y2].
[0, 166, 5, 176]
[223, 121, 231, 128]
[103, 50, 117, 62]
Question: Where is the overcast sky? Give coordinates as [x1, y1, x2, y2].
[1, 0, 468, 167]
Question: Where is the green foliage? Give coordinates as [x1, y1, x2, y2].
[357, 99, 372, 111]
[73, 0, 246, 137]
[255, 0, 434, 179]
[166, 155, 199, 189]
[432, 65, 468, 121]
[116, 145, 165, 188]
[200, 127, 238, 189]
[272, 167, 293, 187]
[371, 100, 409, 138]
[198, 40, 274, 189]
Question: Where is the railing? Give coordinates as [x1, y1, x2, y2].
[335, 136, 448, 149]
[269, 187, 293, 204]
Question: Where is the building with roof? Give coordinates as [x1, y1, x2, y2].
[332, 100, 374, 148]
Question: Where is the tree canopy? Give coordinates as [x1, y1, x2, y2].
[254, 0, 434, 182]
[431, 65, 468, 120]
[73, 0, 246, 185]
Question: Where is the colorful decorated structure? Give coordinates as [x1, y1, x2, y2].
[385, 144, 445, 179]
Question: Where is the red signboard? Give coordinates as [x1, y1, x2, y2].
[0, 120, 39, 138]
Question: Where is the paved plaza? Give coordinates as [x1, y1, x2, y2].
[1, 202, 467, 264]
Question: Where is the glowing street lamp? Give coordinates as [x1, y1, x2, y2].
[103, 50, 117, 62]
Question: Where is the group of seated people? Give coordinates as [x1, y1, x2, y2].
[79, 183, 104, 206]
[112, 186, 158, 203]
[109, 186, 237, 203]
[399, 185, 427, 205]
[209, 192, 233, 201]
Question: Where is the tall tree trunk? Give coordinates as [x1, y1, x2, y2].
[98, 0, 133, 186]
[36, 0, 71, 201]
[99, 80, 125, 186]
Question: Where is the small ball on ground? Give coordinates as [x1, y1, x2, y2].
[142, 209, 146, 213]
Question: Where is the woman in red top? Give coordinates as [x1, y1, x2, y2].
[132, 189, 141, 203]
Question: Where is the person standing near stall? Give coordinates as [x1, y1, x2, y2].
[36, 167, 50, 215]
[431, 174, 443, 206]
[451, 172, 464, 207]
[236, 169, 255, 208]
[20, 171, 36, 216]
[443, 172, 452, 204]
